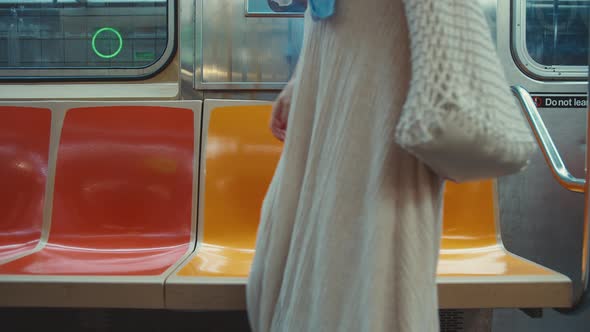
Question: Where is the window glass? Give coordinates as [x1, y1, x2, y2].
[0, 0, 169, 70]
[525, 0, 589, 66]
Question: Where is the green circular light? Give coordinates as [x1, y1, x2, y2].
[91, 27, 123, 59]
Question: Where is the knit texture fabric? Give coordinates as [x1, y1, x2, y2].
[395, 0, 536, 182]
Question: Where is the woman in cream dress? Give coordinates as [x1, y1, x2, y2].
[247, 0, 444, 331]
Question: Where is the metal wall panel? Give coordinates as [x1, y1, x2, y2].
[195, 0, 303, 90]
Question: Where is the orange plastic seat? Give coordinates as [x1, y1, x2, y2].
[437, 181, 571, 308]
[0, 102, 201, 308]
[166, 100, 571, 310]
[0, 106, 51, 262]
[178, 103, 280, 278]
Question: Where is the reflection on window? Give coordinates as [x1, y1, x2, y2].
[0, 0, 168, 70]
[526, 0, 589, 66]
[247, 0, 306, 14]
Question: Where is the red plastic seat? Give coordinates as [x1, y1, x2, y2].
[0, 106, 51, 262]
[0, 102, 200, 308]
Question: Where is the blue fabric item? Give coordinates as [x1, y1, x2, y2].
[309, 0, 335, 20]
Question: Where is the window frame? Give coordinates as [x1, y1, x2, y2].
[512, 0, 588, 81]
[0, 0, 176, 81]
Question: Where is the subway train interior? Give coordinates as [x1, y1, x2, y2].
[0, 0, 589, 331]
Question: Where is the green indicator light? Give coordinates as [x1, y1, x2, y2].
[92, 27, 123, 59]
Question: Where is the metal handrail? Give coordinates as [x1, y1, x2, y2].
[512, 85, 589, 311]
[512, 86, 586, 193]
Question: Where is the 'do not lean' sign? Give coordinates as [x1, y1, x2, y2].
[531, 95, 587, 109]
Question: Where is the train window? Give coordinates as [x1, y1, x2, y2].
[513, 0, 589, 79]
[0, 0, 174, 80]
